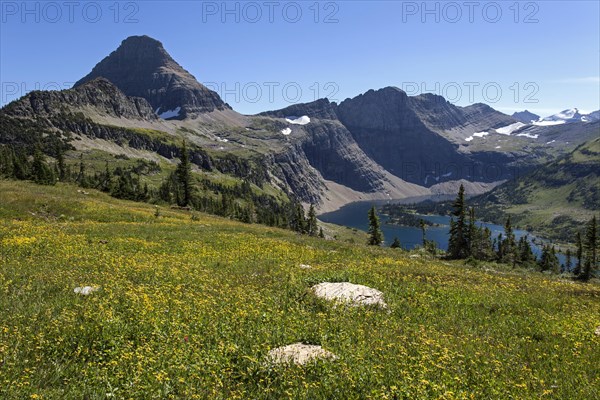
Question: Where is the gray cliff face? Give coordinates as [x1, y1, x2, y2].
[74, 36, 228, 119]
[336, 87, 475, 185]
[272, 143, 324, 205]
[299, 120, 389, 193]
[260, 98, 394, 200]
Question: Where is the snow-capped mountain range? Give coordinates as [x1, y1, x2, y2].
[535, 108, 600, 125]
[464, 108, 600, 143]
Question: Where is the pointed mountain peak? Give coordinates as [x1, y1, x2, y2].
[121, 34, 163, 46]
[75, 35, 229, 119]
[512, 110, 540, 124]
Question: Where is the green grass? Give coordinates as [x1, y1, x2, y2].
[1, 180, 599, 399]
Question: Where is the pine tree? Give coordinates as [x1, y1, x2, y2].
[574, 232, 583, 276]
[0, 146, 15, 178]
[581, 216, 598, 281]
[501, 216, 517, 266]
[31, 145, 56, 185]
[467, 207, 477, 257]
[565, 249, 572, 272]
[318, 227, 325, 239]
[56, 143, 66, 181]
[518, 235, 535, 266]
[13, 149, 29, 180]
[495, 233, 504, 261]
[390, 237, 402, 249]
[291, 204, 307, 233]
[448, 184, 468, 259]
[367, 206, 384, 246]
[550, 246, 560, 273]
[307, 204, 318, 236]
[100, 162, 112, 192]
[76, 154, 89, 188]
[419, 219, 427, 247]
[477, 227, 494, 261]
[176, 141, 192, 206]
[539, 245, 550, 271]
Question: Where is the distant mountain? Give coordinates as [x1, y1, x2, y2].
[534, 108, 600, 125]
[587, 110, 600, 121]
[512, 110, 540, 123]
[75, 35, 229, 119]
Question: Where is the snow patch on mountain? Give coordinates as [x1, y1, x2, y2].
[285, 116, 311, 125]
[281, 128, 292, 135]
[516, 132, 539, 139]
[532, 120, 566, 126]
[465, 131, 489, 142]
[496, 122, 526, 135]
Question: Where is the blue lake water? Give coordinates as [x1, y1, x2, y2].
[319, 199, 567, 265]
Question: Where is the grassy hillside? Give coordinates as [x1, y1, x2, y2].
[473, 137, 600, 242]
[1, 180, 599, 399]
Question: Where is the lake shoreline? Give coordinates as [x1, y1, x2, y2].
[319, 200, 571, 264]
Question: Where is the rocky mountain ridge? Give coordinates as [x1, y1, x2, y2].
[3, 34, 598, 212]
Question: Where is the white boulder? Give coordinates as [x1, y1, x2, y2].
[74, 286, 98, 295]
[311, 282, 387, 308]
[267, 342, 337, 365]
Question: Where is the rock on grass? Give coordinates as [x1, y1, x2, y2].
[74, 286, 98, 295]
[267, 343, 337, 365]
[311, 282, 387, 308]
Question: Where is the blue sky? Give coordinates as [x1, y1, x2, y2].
[1, 0, 599, 116]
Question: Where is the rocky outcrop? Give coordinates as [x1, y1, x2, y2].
[75, 35, 229, 119]
[3, 78, 157, 121]
[271, 141, 325, 205]
[259, 98, 338, 120]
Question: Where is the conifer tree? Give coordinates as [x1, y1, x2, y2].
[501, 216, 518, 266]
[565, 248, 572, 272]
[13, 149, 29, 180]
[55, 143, 66, 181]
[0, 146, 15, 178]
[518, 235, 535, 266]
[574, 232, 583, 276]
[550, 246, 560, 273]
[448, 184, 468, 259]
[419, 219, 427, 247]
[367, 206, 384, 246]
[31, 145, 56, 185]
[390, 237, 402, 249]
[318, 227, 325, 239]
[581, 216, 598, 281]
[307, 204, 318, 236]
[76, 154, 89, 188]
[467, 207, 477, 257]
[176, 141, 192, 206]
[293, 204, 307, 233]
